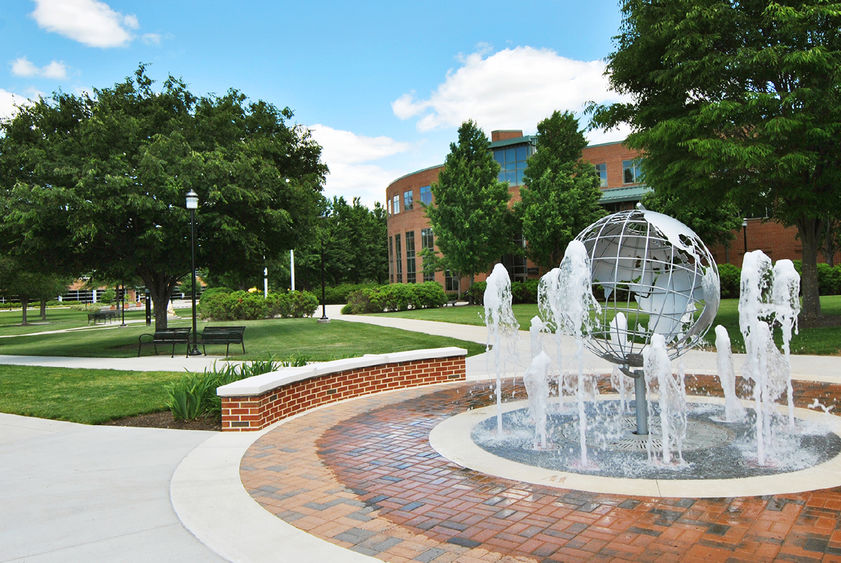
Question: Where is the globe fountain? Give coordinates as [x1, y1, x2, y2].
[431, 209, 841, 497]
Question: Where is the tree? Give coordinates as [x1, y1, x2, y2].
[640, 189, 743, 249]
[590, 1, 841, 321]
[0, 66, 327, 328]
[426, 120, 514, 293]
[292, 196, 388, 291]
[515, 111, 605, 270]
[0, 257, 69, 325]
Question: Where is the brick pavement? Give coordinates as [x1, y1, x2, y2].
[241, 378, 841, 562]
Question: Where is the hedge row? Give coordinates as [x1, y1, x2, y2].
[467, 279, 540, 305]
[341, 282, 448, 314]
[198, 289, 318, 321]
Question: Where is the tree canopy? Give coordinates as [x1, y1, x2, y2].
[0, 65, 327, 327]
[426, 120, 514, 290]
[590, 0, 841, 319]
[516, 111, 605, 270]
[292, 196, 388, 290]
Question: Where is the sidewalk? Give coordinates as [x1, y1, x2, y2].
[1, 306, 839, 561]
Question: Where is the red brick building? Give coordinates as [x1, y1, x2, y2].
[385, 130, 826, 290]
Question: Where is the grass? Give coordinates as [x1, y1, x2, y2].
[371, 295, 841, 356]
[0, 312, 486, 360]
[0, 307, 147, 335]
[0, 364, 183, 424]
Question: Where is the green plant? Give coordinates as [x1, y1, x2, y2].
[165, 371, 216, 421]
[99, 289, 116, 304]
[718, 263, 741, 299]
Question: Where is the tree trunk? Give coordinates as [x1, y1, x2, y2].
[20, 297, 29, 326]
[142, 272, 180, 330]
[797, 218, 823, 322]
[40, 298, 47, 321]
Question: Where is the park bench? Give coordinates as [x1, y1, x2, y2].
[88, 310, 117, 324]
[137, 327, 192, 357]
[200, 326, 246, 357]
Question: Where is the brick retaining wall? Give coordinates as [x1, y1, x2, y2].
[217, 347, 467, 431]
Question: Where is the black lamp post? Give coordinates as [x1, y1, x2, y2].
[186, 189, 201, 355]
[742, 218, 748, 255]
[318, 232, 329, 323]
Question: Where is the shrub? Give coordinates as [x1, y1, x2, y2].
[322, 283, 377, 304]
[817, 263, 841, 295]
[510, 279, 539, 304]
[167, 357, 308, 421]
[343, 290, 379, 314]
[198, 289, 233, 320]
[467, 281, 487, 305]
[287, 290, 319, 317]
[409, 282, 448, 309]
[718, 263, 741, 299]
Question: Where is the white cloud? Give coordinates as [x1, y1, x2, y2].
[41, 60, 68, 79]
[11, 57, 39, 77]
[31, 0, 138, 48]
[11, 57, 68, 79]
[0, 89, 32, 121]
[141, 33, 162, 46]
[308, 124, 410, 208]
[393, 46, 630, 135]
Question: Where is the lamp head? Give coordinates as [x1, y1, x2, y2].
[186, 189, 199, 210]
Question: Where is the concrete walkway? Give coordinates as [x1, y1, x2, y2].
[1, 305, 839, 562]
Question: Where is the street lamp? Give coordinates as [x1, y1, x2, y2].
[742, 218, 748, 255]
[318, 231, 329, 323]
[186, 189, 201, 355]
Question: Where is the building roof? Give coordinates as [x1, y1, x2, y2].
[489, 135, 536, 149]
[599, 185, 652, 204]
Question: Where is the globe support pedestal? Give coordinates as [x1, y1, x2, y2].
[622, 367, 649, 436]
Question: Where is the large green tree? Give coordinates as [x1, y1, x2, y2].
[426, 121, 514, 292]
[294, 196, 388, 290]
[515, 111, 605, 270]
[590, 1, 841, 320]
[0, 66, 326, 327]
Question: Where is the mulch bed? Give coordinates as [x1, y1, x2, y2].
[103, 411, 221, 431]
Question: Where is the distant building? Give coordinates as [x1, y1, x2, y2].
[385, 131, 648, 290]
[385, 130, 827, 291]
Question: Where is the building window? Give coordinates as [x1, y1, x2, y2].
[445, 270, 459, 293]
[421, 228, 434, 282]
[395, 234, 402, 282]
[387, 199, 392, 215]
[623, 159, 642, 184]
[405, 231, 416, 283]
[389, 236, 395, 283]
[392, 194, 400, 214]
[403, 190, 413, 211]
[493, 144, 532, 186]
[420, 185, 432, 206]
[594, 163, 608, 187]
[502, 235, 528, 283]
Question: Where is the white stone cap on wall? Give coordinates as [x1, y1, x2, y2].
[217, 347, 468, 398]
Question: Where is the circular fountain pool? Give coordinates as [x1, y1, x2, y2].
[430, 395, 841, 498]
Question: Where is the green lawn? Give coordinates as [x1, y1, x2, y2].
[0, 307, 147, 335]
[0, 311, 486, 360]
[0, 364, 183, 424]
[370, 295, 841, 356]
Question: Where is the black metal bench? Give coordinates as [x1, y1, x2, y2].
[200, 326, 246, 357]
[137, 327, 192, 357]
[88, 310, 117, 324]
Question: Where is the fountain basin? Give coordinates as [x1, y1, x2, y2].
[430, 394, 841, 498]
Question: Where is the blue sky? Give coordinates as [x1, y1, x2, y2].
[0, 0, 631, 207]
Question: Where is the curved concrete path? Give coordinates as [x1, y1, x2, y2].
[1, 304, 839, 561]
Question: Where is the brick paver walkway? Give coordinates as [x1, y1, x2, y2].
[241, 377, 841, 562]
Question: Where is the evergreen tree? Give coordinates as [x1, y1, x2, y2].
[516, 111, 605, 270]
[426, 121, 514, 293]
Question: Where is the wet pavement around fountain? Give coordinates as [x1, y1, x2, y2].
[239, 375, 841, 562]
[6, 305, 841, 561]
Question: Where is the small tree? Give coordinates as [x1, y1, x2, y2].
[516, 111, 605, 270]
[426, 120, 514, 294]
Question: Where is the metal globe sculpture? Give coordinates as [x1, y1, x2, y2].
[575, 209, 720, 371]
